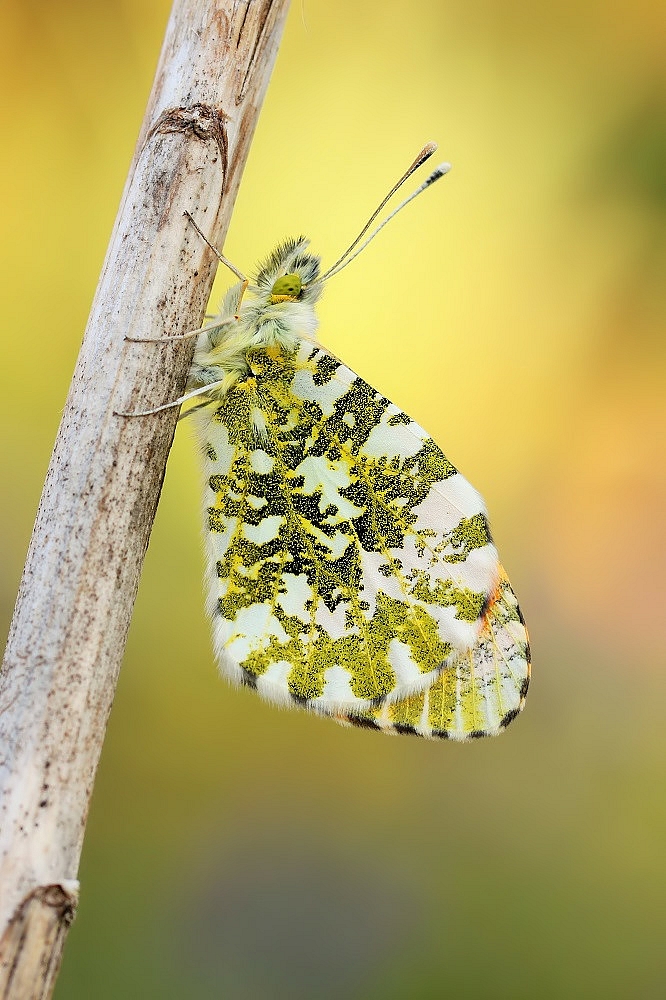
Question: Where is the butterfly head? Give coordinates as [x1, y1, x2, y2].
[255, 237, 322, 309]
[269, 272, 302, 303]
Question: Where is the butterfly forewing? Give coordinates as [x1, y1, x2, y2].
[335, 569, 530, 739]
[195, 340, 501, 715]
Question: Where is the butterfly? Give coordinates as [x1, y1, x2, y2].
[123, 144, 530, 740]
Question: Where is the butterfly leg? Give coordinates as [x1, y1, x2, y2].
[233, 278, 249, 318]
[125, 316, 237, 345]
[114, 379, 226, 417]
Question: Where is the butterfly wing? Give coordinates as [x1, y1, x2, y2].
[194, 341, 502, 715]
[334, 569, 530, 739]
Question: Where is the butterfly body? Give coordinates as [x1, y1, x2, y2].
[187, 238, 322, 398]
[184, 237, 530, 738]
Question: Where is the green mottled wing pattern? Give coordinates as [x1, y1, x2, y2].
[195, 340, 502, 716]
[334, 570, 530, 739]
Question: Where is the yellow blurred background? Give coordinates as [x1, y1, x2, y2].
[2, 0, 666, 997]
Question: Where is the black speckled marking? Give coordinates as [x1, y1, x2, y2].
[347, 716, 381, 731]
[240, 669, 257, 689]
[468, 729, 486, 739]
[393, 723, 417, 737]
[519, 676, 530, 700]
[479, 591, 493, 620]
[500, 707, 520, 728]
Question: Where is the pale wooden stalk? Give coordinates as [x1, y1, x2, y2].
[0, 1, 290, 995]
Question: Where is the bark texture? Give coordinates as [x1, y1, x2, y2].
[0, 1, 290, 995]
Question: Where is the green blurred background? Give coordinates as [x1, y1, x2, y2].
[2, 1, 666, 997]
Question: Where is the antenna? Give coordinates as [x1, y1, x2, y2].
[322, 162, 450, 281]
[311, 143, 449, 286]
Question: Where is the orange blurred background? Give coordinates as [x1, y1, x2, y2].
[1, 1, 665, 997]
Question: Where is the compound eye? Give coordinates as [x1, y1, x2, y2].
[270, 273, 302, 301]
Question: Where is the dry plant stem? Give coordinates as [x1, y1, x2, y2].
[0, 0, 290, 995]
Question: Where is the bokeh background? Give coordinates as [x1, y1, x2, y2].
[2, 1, 666, 997]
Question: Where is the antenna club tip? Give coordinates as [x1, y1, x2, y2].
[408, 141, 438, 173]
[424, 162, 452, 186]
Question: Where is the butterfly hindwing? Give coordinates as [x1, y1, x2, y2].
[194, 340, 501, 715]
